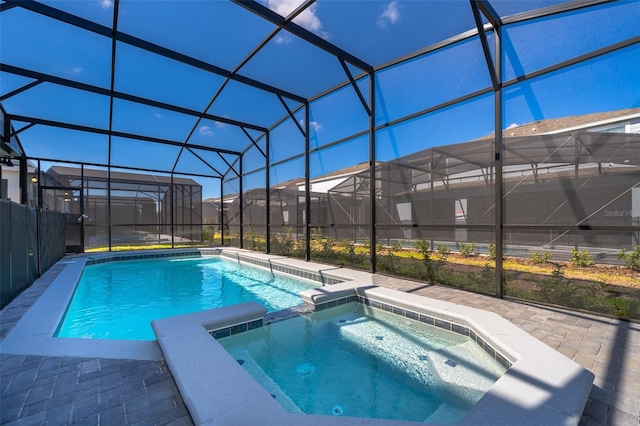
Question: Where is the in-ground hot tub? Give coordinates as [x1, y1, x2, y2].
[152, 259, 594, 426]
[218, 301, 509, 424]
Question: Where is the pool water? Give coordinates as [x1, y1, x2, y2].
[219, 303, 507, 424]
[56, 257, 318, 340]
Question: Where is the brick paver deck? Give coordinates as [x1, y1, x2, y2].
[373, 275, 640, 426]
[0, 263, 192, 426]
[1, 260, 638, 425]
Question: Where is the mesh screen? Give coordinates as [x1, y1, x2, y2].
[0, 202, 64, 308]
[40, 209, 66, 271]
[0, 201, 11, 308]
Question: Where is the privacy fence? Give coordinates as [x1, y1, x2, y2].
[0, 200, 66, 309]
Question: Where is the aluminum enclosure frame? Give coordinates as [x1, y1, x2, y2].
[1, 0, 637, 303]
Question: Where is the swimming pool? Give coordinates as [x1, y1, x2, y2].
[56, 256, 319, 340]
[218, 302, 507, 423]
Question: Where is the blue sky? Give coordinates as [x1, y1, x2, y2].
[1, 0, 639, 199]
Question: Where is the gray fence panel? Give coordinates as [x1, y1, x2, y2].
[40, 210, 67, 272]
[27, 207, 39, 285]
[10, 203, 29, 300]
[0, 200, 67, 309]
[1, 201, 11, 308]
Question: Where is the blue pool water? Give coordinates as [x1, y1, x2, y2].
[219, 303, 506, 424]
[56, 256, 318, 340]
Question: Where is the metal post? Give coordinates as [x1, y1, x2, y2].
[305, 102, 311, 261]
[107, 165, 112, 251]
[220, 178, 224, 246]
[170, 174, 175, 248]
[80, 165, 85, 252]
[106, 0, 118, 252]
[168, 173, 176, 248]
[369, 72, 377, 273]
[574, 134, 579, 250]
[198, 184, 202, 247]
[430, 150, 435, 251]
[19, 156, 28, 205]
[239, 154, 244, 249]
[35, 160, 42, 275]
[265, 131, 271, 254]
[494, 26, 504, 298]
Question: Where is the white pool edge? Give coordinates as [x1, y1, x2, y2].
[0, 248, 368, 361]
[0, 255, 164, 360]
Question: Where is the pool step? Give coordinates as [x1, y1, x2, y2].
[337, 317, 506, 407]
[426, 340, 505, 405]
[230, 350, 302, 414]
[424, 402, 468, 424]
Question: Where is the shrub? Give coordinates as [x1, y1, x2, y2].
[617, 246, 640, 272]
[436, 244, 450, 261]
[530, 250, 553, 264]
[570, 248, 595, 268]
[413, 238, 438, 281]
[390, 241, 404, 252]
[244, 231, 256, 249]
[550, 262, 566, 283]
[311, 226, 323, 243]
[488, 242, 496, 261]
[536, 261, 579, 305]
[479, 261, 495, 288]
[413, 238, 430, 256]
[201, 225, 217, 243]
[343, 240, 356, 257]
[271, 227, 295, 256]
[459, 242, 476, 258]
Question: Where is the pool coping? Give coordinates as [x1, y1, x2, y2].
[154, 277, 594, 426]
[0, 248, 369, 361]
[0, 256, 164, 360]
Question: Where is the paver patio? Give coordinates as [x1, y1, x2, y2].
[1, 258, 638, 425]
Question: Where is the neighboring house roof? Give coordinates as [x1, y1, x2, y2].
[47, 166, 200, 186]
[485, 107, 640, 139]
[209, 108, 640, 200]
[309, 161, 374, 184]
[272, 177, 305, 189]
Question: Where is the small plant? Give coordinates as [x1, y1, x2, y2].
[530, 250, 553, 264]
[270, 226, 295, 256]
[319, 236, 336, 258]
[311, 226, 323, 243]
[436, 244, 450, 261]
[611, 298, 630, 317]
[336, 238, 349, 251]
[617, 245, 640, 272]
[479, 260, 496, 290]
[570, 248, 595, 268]
[488, 242, 496, 261]
[536, 261, 579, 305]
[549, 262, 566, 284]
[343, 240, 356, 257]
[377, 244, 400, 274]
[413, 238, 438, 281]
[413, 238, 430, 256]
[390, 241, 404, 252]
[201, 225, 221, 243]
[459, 242, 476, 258]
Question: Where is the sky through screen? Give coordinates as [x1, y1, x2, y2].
[1, 0, 638, 199]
